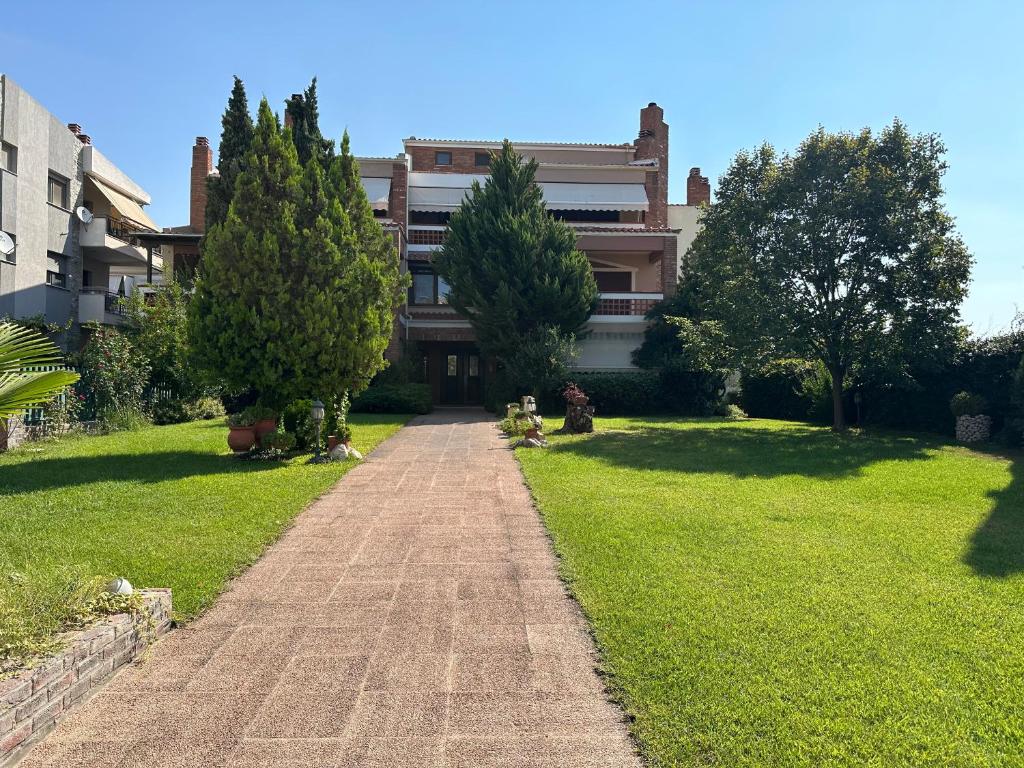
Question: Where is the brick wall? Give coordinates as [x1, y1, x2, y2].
[408, 146, 492, 175]
[660, 235, 678, 297]
[0, 416, 26, 453]
[0, 589, 172, 766]
[190, 137, 213, 234]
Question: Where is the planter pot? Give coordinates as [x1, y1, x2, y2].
[227, 426, 256, 453]
[253, 418, 277, 439]
[327, 435, 339, 451]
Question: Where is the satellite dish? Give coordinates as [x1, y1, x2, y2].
[0, 231, 14, 257]
[76, 206, 94, 225]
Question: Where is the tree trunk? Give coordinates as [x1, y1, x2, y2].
[829, 365, 846, 432]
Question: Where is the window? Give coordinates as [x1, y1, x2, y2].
[409, 268, 450, 305]
[474, 152, 491, 168]
[46, 252, 67, 289]
[593, 270, 632, 292]
[412, 272, 435, 304]
[0, 142, 16, 173]
[48, 174, 69, 208]
[434, 151, 452, 166]
[447, 355, 458, 376]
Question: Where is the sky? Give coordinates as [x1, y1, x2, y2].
[3, 0, 1021, 334]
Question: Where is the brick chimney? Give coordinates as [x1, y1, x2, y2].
[77, 134, 91, 145]
[67, 123, 81, 136]
[634, 102, 668, 228]
[686, 167, 710, 206]
[190, 137, 213, 233]
[284, 94, 302, 129]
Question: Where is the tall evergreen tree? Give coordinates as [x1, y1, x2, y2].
[206, 76, 254, 229]
[285, 77, 334, 170]
[189, 99, 299, 409]
[434, 141, 598, 367]
[189, 97, 404, 413]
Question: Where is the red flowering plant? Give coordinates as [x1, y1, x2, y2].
[562, 382, 589, 406]
[75, 328, 150, 424]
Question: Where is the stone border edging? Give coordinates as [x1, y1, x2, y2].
[0, 588, 172, 766]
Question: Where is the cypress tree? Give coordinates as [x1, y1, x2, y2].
[285, 77, 334, 170]
[206, 76, 255, 229]
[188, 99, 299, 409]
[434, 140, 598, 366]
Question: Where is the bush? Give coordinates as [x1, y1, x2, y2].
[76, 328, 149, 424]
[951, 391, 988, 417]
[261, 429, 296, 452]
[351, 384, 432, 414]
[282, 399, 315, 450]
[149, 398, 192, 426]
[740, 359, 820, 421]
[189, 396, 226, 421]
[98, 407, 150, 433]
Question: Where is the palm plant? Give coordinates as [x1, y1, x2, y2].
[0, 322, 80, 423]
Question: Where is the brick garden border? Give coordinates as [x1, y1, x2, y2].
[0, 589, 172, 766]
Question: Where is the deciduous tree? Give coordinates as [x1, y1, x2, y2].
[691, 121, 972, 429]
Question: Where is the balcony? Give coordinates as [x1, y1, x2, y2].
[80, 217, 162, 268]
[79, 288, 126, 326]
[592, 292, 662, 321]
[408, 226, 447, 253]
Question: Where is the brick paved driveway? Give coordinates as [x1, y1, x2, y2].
[18, 411, 640, 767]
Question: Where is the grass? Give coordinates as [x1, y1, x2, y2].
[0, 414, 409, 670]
[516, 417, 1024, 768]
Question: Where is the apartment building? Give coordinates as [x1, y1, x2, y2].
[0, 75, 161, 340]
[176, 101, 708, 406]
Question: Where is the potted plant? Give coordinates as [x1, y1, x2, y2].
[261, 429, 296, 454]
[244, 405, 278, 442]
[225, 412, 256, 452]
[337, 424, 353, 448]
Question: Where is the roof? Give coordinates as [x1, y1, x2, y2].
[404, 138, 635, 151]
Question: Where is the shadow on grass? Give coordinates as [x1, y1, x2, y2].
[548, 421, 936, 480]
[0, 449, 281, 497]
[966, 452, 1024, 577]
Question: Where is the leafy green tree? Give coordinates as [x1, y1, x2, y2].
[285, 77, 334, 170]
[505, 326, 578, 399]
[632, 272, 701, 369]
[206, 76, 255, 229]
[122, 284, 202, 402]
[434, 141, 597, 384]
[691, 121, 972, 430]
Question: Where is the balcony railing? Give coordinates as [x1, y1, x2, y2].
[81, 287, 127, 317]
[594, 292, 662, 316]
[408, 226, 447, 246]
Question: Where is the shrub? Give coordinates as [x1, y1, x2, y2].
[261, 429, 296, 452]
[188, 396, 226, 421]
[149, 398, 192, 426]
[241, 405, 277, 423]
[76, 328, 149, 424]
[950, 391, 988, 417]
[282, 399, 315, 450]
[351, 384, 432, 414]
[226, 412, 255, 428]
[98, 407, 150, 433]
[740, 359, 820, 421]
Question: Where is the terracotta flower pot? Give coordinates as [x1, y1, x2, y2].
[253, 418, 277, 439]
[227, 426, 256, 453]
[327, 435, 339, 451]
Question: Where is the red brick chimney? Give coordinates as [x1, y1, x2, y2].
[686, 167, 710, 206]
[634, 102, 669, 228]
[76, 134, 91, 145]
[67, 123, 81, 136]
[190, 137, 213, 233]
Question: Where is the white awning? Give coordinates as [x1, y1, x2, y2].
[541, 182, 648, 211]
[408, 174, 648, 212]
[89, 176, 159, 231]
[360, 177, 391, 211]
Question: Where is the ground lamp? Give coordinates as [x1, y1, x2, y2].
[310, 399, 328, 463]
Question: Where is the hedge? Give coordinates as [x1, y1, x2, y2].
[351, 383, 432, 415]
[531, 368, 725, 417]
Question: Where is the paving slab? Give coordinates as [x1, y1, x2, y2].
[16, 411, 640, 767]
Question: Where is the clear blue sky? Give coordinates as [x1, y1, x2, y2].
[5, 1, 1021, 334]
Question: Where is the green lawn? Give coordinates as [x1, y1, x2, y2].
[516, 417, 1023, 768]
[0, 414, 409, 668]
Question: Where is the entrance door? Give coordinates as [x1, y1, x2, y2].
[441, 349, 483, 405]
